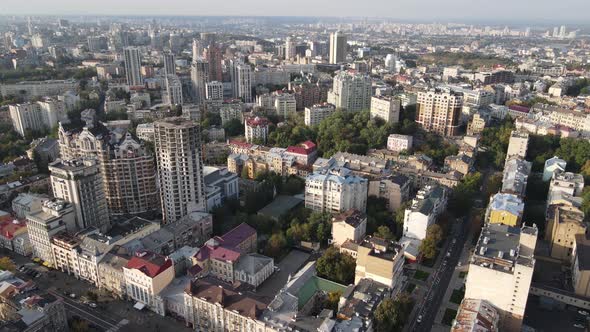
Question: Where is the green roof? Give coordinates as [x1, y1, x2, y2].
[297, 276, 347, 309]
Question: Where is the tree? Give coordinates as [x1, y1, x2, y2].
[582, 188, 590, 222]
[316, 246, 356, 285]
[265, 233, 288, 259]
[373, 294, 414, 332]
[69, 318, 89, 332]
[0, 257, 16, 271]
[223, 118, 244, 137]
[448, 172, 482, 217]
[420, 224, 443, 259]
[374, 225, 395, 241]
[241, 167, 249, 179]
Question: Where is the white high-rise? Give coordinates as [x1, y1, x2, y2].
[164, 75, 183, 106]
[154, 117, 206, 224]
[327, 70, 372, 112]
[9, 99, 67, 137]
[124, 47, 143, 86]
[370, 96, 401, 123]
[285, 36, 297, 60]
[305, 168, 368, 213]
[163, 52, 176, 76]
[232, 62, 253, 103]
[329, 31, 347, 64]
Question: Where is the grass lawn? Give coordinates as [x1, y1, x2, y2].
[414, 270, 430, 281]
[442, 308, 458, 326]
[459, 271, 468, 279]
[405, 282, 417, 294]
[450, 288, 465, 304]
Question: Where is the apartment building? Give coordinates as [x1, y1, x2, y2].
[9, 99, 68, 137]
[354, 236, 405, 289]
[506, 131, 529, 160]
[304, 103, 336, 126]
[452, 299, 500, 332]
[154, 117, 206, 224]
[370, 95, 401, 123]
[368, 174, 411, 212]
[327, 70, 372, 112]
[244, 116, 269, 143]
[465, 223, 537, 331]
[416, 88, 463, 136]
[257, 91, 297, 118]
[545, 205, 586, 262]
[123, 251, 174, 311]
[387, 134, 413, 152]
[0, 79, 78, 99]
[543, 156, 567, 181]
[220, 99, 244, 124]
[305, 168, 368, 213]
[402, 185, 447, 241]
[572, 234, 590, 298]
[331, 209, 367, 247]
[486, 193, 525, 227]
[49, 159, 110, 232]
[501, 157, 531, 198]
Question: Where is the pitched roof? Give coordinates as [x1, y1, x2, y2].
[125, 251, 172, 278]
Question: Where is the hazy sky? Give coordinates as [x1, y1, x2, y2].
[1, 0, 589, 22]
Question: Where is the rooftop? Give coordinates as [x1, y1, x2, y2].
[333, 209, 367, 227]
[125, 251, 172, 278]
[488, 193, 524, 217]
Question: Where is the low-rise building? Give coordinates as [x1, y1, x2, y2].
[501, 157, 531, 198]
[98, 245, 131, 299]
[304, 103, 336, 126]
[11, 193, 48, 219]
[354, 236, 404, 289]
[402, 185, 447, 241]
[506, 131, 529, 160]
[572, 234, 590, 298]
[486, 193, 524, 227]
[368, 175, 411, 212]
[305, 168, 368, 213]
[452, 298, 500, 332]
[245, 116, 269, 144]
[370, 95, 400, 123]
[543, 156, 567, 182]
[386, 134, 413, 152]
[546, 205, 586, 262]
[123, 251, 174, 312]
[0, 288, 69, 332]
[0, 215, 31, 256]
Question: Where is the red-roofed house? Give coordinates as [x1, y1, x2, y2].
[123, 251, 174, 311]
[245, 117, 269, 143]
[285, 141, 318, 166]
[0, 217, 31, 256]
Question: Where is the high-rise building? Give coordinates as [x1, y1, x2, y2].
[124, 47, 143, 86]
[370, 96, 401, 123]
[416, 88, 463, 136]
[162, 52, 176, 76]
[164, 75, 183, 105]
[232, 62, 253, 103]
[87, 36, 107, 52]
[58, 114, 159, 216]
[285, 36, 297, 60]
[9, 99, 68, 137]
[154, 118, 206, 224]
[191, 60, 209, 103]
[465, 223, 537, 331]
[192, 39, 202, 61]
[327, 70, 372, 112]
[206, 81, 224, 101]
[204, 45, 223, 82]
[244, 116, 269, 143]
[329, 31, 347, 64]
[304, 103, 336, 126]
[49, 159, 110, 232]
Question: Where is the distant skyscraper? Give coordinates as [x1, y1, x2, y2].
[191, 60, 210, 103]
[553, 27, 559, 38]
[154, 118, 206, 224]
[232, 62, 253, 103]
[285, 36, 296, 60]
[200, 32, 216, 47]
[124, 47, 143, 86]
[163, 52, 176, 76]
[329, 31, 347, 64]
[164, 75, 183, 105]
[204, 45, 223, 82]
[206, 81, 224, 101]
[327, 70, 372, 112]
[192, 39, 202, 61]
[416, 88, 463, 137]
[559, 25, 567, 38]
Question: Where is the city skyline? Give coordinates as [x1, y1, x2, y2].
[1, 0, 590, 23]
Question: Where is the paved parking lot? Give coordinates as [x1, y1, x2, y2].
[256, 249, 311, 299]
[524, 295, 588, 332]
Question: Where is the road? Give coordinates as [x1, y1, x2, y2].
[409, 216, 470, 332]
[48, 290, 123, 331]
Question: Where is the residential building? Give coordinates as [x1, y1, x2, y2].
[98, 246, 131, 299]
[331, 209, 367, 247]
[304, 103, 336, 126]
[387, 134, 413, 152]
[486, 193, 525, 227]
[506, 131, 529, 160]
[162, 52, 176, 76]
[26, 199, 75, 264]
[444, 153, 473, 175]
[329, 31, 347, 64]
[191, 60, 209, 103]
[368, 175, 411, 212]
[0, 215, 31, 256]
[11, 193, 48, 219]
[164, 211, 212, 249]
[467, 113, 487, 136]
[416, 88, 463, 136]
[572, 234, 590, 298]
[123, 251, 174, 311]
[245, 116, 269, 143]
[328, 70, 372, 112]
[284, 141, 318, 166]
[452, 299, 500, 332]
[0, 289, 68, 332]
[154, 118, 206, 223]
[354, 237, 405, 289]
[257, 92, 297, 118]
[49, 159, 110, 232]
[220, 100, 244, 125]
[543, 156, 567, 181]
[232, 62, 253, 103]
[548, 172, 585, 198]
[124, 47, 143, 86]
[370, 96, 400, 123]
[183, 278, 270, 332]
[305, 168, 368, 213]
[204, 166, 239, 210]
[501, 157, 531, 198]
[0, 79, 78, 100]
[9, 100, 68, 137]
[204, 45, 223, 82]
[465, 223, 537, 331]
[163, 75, 183, 105]
[136, 123, 155, 142]
[206, 81, 224, 101]
[545, 205, 586, 262]
[402, 185, 447, 241]
[58, 120, 159, 216]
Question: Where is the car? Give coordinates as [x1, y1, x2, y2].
[417, 315, 423, 323]
[88, 302, 97, 308]
[70, 293, 76, 299]
[579, 310, 589, 316]
[452, 239, 457, 244]
[446, 252, 451, 257]
[457, 262, 462, 267]
[573, 323, 585, 329]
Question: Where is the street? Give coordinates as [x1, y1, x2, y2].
[409, 216, 470, 332]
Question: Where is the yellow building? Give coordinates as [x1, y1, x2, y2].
[354, 236, 404, 288]
[486, 193, 524, 227]
[546, 205, 586, 262]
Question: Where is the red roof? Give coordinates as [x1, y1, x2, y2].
[0, 218, 26, 240]
[125, 251, 172, 278]
[286, 141, 317, 156]
[221, 223, 256, 248]
[245, 116, 269, 127]
[210, 246, 241, 262]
